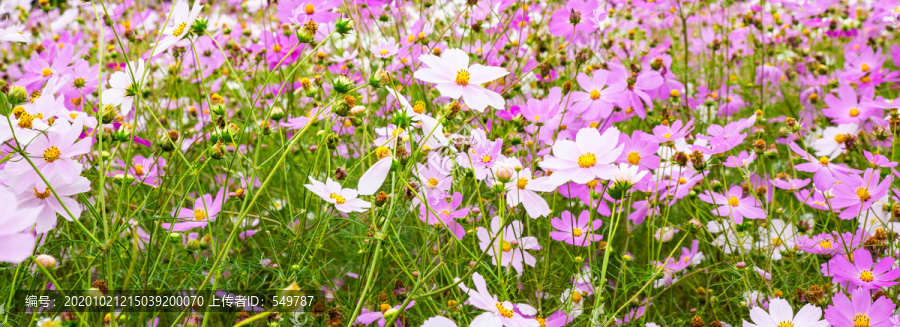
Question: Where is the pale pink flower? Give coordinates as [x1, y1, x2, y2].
[413, 49, 508, 112]
[539, 127, 624, 186]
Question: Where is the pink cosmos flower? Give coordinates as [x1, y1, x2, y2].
[356, 302, 415, 327]
[822, 84, 878, 125]
[2, 119, 91, 193]
[413, 48, 509, 112]
[830, 168, 891, 220]
[278, 0, 340, 24]
[570, 69, 625, 120]
[421, 316, 457, 327]
[417, 192, 469, 240]
[110, 155, 166, 187]
[790, 142, 860, 191]
[723, 151, 756, 168]
[456, 272, 540, 327]
[610, 62, 663, 119]
[616, 131, 661, 171]
[370, 38, 400, 59]
[826, 248, 900, 290]
[0, 186, 39, 263]
[694, 114, 756, 154]
[162, 187, 227, 232]
[539, 127, 624, 187]
[824, 288, 895, 327]
[770, 178, 810, 191]
[698, 185, 766, 224]
[520, 87, 563, 125]
[476, 216, 540, 275]
[644, 119, 694, 144]
[14, 174, 91, 234]
[743, 297, 829, 327]
[549, 210, 602, 246]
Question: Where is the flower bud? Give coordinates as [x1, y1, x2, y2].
[8, 85, 28, 103]
[35, 254, 58, 269]
[335, 17, 354, 35]
[297, 20, 318, 43]
[569, 9, 581, 24]
[102, 104, 118, 124]
[270, 106, 285, 121]
[332, 75, 354, 94]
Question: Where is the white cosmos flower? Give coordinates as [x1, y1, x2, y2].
[147, 0, 203, 58]
[101, 60, 146, 116]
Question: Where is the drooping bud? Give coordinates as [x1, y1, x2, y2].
[8, 85, 28, 103]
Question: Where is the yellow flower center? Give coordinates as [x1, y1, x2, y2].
[627, 152, 641, 165]
[571, 291, 583, 303]
[375, 146, 392, 159]
[853, 313, 870, 327]
[193, 209, 207, 221]
[172, 22, 187, 37]
[33, 187, 52, 199]
[728, 196, 740, 207]
[819, 240, 832, 249]
[501, 240, 512, 252]
[426, 178, 439, 188]
[577, 153, 597, 168]
[455, 69, 470, 86]
[859, 270, 874, 282]
[572, 228, 583, 237]
[834, 134, 847, 143]
[678, 177, 687, 185]
[380, 303, 391, 313]
[860, 63, 870, 72]
[43, 146, 61, 163]
[849, 108, 859, 117]
[305, 4, 315, 14]
[776, 321, 794, 327]
[819, 157, 829, 166]
[329, 192, 346, 204]
[856, 187, 871, 202]
[772, 237, 783, 247]
[516, 178, 529, 190]
[535, 316, 546, 327]
[134, 164, 145, 176]
[481, 155, 492, 163]
[413, 101, 426, 114]
[590, 89, 601, 100]
[42, 68, 53, 77]
[272, 44, 282, 53]
[495, 303, 514, 318]
[664, 132, 672, 139]
[379, 49, 389, 55]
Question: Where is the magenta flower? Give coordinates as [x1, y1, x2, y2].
[417, 192, 469, 240]
[698, 185, 766, 224]
[413, 49, 508, 112]
[644, 119, 694, 144]
[539, 127, 624, 186]
[864, 151, 897, 168]
[826, 248, 900, 290]
[162, 187, 227, 232]
[770, 178, 810, 191]
[610, 62, 663, 119]
[520, 87, 563, 125]
[616, 131, 661, 171]
[550, 210, 602, 246]
[824, 288, 895, 327]
[822, 84, 878, 125]
[570, 69, 625, 120]
[830, 168, 891, 220]
[694, 114, 756, 154]
[356, 302, 415, 327]
[790, 142, 860, 191]
[723, 151, 756, 168]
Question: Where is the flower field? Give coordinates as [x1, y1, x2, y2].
[2, 0, 900, 326]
